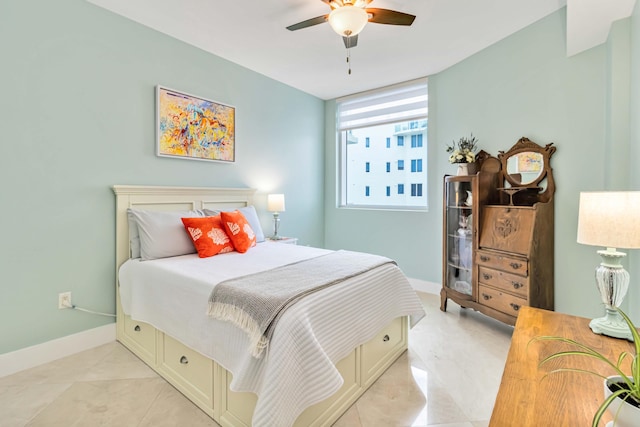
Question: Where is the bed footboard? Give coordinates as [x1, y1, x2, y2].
[118, 310, 408, 426]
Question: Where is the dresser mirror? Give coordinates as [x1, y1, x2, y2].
[505, 152, 543, 185]
[498, 137, 556, 205]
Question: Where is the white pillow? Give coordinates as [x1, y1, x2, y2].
[127, 209, 142, 259]
[128, 209, 204, 260]
[203, 205, 265, 243]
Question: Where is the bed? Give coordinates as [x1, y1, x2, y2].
[113, 185, 424, 427]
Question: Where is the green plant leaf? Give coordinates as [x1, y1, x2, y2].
[618, 309, 640, 392]
[592, 387, 629, 427]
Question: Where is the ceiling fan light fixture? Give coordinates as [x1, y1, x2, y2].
[328, 6, 368, 37]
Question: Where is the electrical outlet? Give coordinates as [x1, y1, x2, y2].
[58, 292, 72, 309]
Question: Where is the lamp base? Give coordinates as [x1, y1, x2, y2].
[272, 213, 281, 240]
[589, 308, 634, 341]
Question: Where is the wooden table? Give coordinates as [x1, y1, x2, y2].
[490, 306, 635, 426]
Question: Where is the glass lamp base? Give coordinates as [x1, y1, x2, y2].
[272, 213, 281, 240]
[589, 308, 633, 341]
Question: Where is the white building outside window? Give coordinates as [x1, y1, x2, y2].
[337, 78, 428, 210]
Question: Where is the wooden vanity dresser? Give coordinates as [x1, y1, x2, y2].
[441, 137, 556, 326]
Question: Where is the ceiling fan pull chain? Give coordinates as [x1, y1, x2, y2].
[347, 47, 352, 75]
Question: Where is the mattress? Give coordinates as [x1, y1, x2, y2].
[119, 242, 424, 426]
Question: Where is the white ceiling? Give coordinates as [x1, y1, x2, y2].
[87, 0, 634, 100]
[566, 0, 636, 56]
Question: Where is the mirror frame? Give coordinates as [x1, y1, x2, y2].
[497, 137, 556, 203]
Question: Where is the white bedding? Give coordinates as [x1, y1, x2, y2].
[119, 242, 424, 427]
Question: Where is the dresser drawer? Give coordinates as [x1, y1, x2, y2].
[478, 266, 529, 298]
[361, 317, 406, 385]
[476, 249, 528, 277]
[478, 285, 527, 317]
[122, 315, 156, 362]
[158, 334, 214, 408]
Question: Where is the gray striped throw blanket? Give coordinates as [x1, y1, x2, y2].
[207, 250, 396, 358]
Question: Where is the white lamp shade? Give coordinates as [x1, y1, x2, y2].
[267, 194, 285, 212]
[328, 6, 368, 37]
[577, 191, 640, 249]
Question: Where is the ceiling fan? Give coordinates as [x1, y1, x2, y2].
[286, 0, 416, 49]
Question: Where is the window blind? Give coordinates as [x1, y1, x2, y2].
[337, 78, 428, 131]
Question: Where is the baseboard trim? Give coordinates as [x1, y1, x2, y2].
[408, 278, 440, 295]
[0, 323, 116, 378]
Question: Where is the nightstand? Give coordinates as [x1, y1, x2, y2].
[266, 237, 298, 245]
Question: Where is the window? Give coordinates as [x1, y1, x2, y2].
[411, 183, 423, 197]
[337, 78, 428, 209]
[411, 134, 423, 148]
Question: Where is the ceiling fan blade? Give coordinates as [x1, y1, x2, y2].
[366, 8, 416, 26]
[342, 35, 358, 48]
[286, 15, 328, 31]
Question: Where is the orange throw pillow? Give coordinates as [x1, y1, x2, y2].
[220, 210, 257, 253]
[181, 215, 234, 258]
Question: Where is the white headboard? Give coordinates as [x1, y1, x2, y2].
[112, 185, 256, 270]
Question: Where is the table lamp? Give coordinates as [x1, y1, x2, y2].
[267, 194, 285, 240]
[577, 191, 640, 340]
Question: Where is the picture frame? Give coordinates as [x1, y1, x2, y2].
[156, 86, 235, 163]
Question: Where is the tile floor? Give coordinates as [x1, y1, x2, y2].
[0, 292, 513, 426]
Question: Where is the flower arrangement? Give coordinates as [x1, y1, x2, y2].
[446, 134, 479, 164]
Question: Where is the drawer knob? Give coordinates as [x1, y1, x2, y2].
[510, 303, 521, 311]
[480, 255, 490, 262]
[510, 262, 523, 270]
[482, 273, 492, 280]
[482, 293, 492, 301]
[134, 325, 141, 332]
[382, 334, 390, 342]
[180, 356, 189, 365]
[512, 282, 523, 289]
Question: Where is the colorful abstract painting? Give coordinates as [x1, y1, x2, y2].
[157, 86, 235, 162]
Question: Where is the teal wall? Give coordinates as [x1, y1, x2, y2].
[325, 7, 640, 321]
[0, 0, 325, 354]
[628, 1, 640, 322]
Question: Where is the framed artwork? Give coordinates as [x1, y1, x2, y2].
[156, 86, 235, 163]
